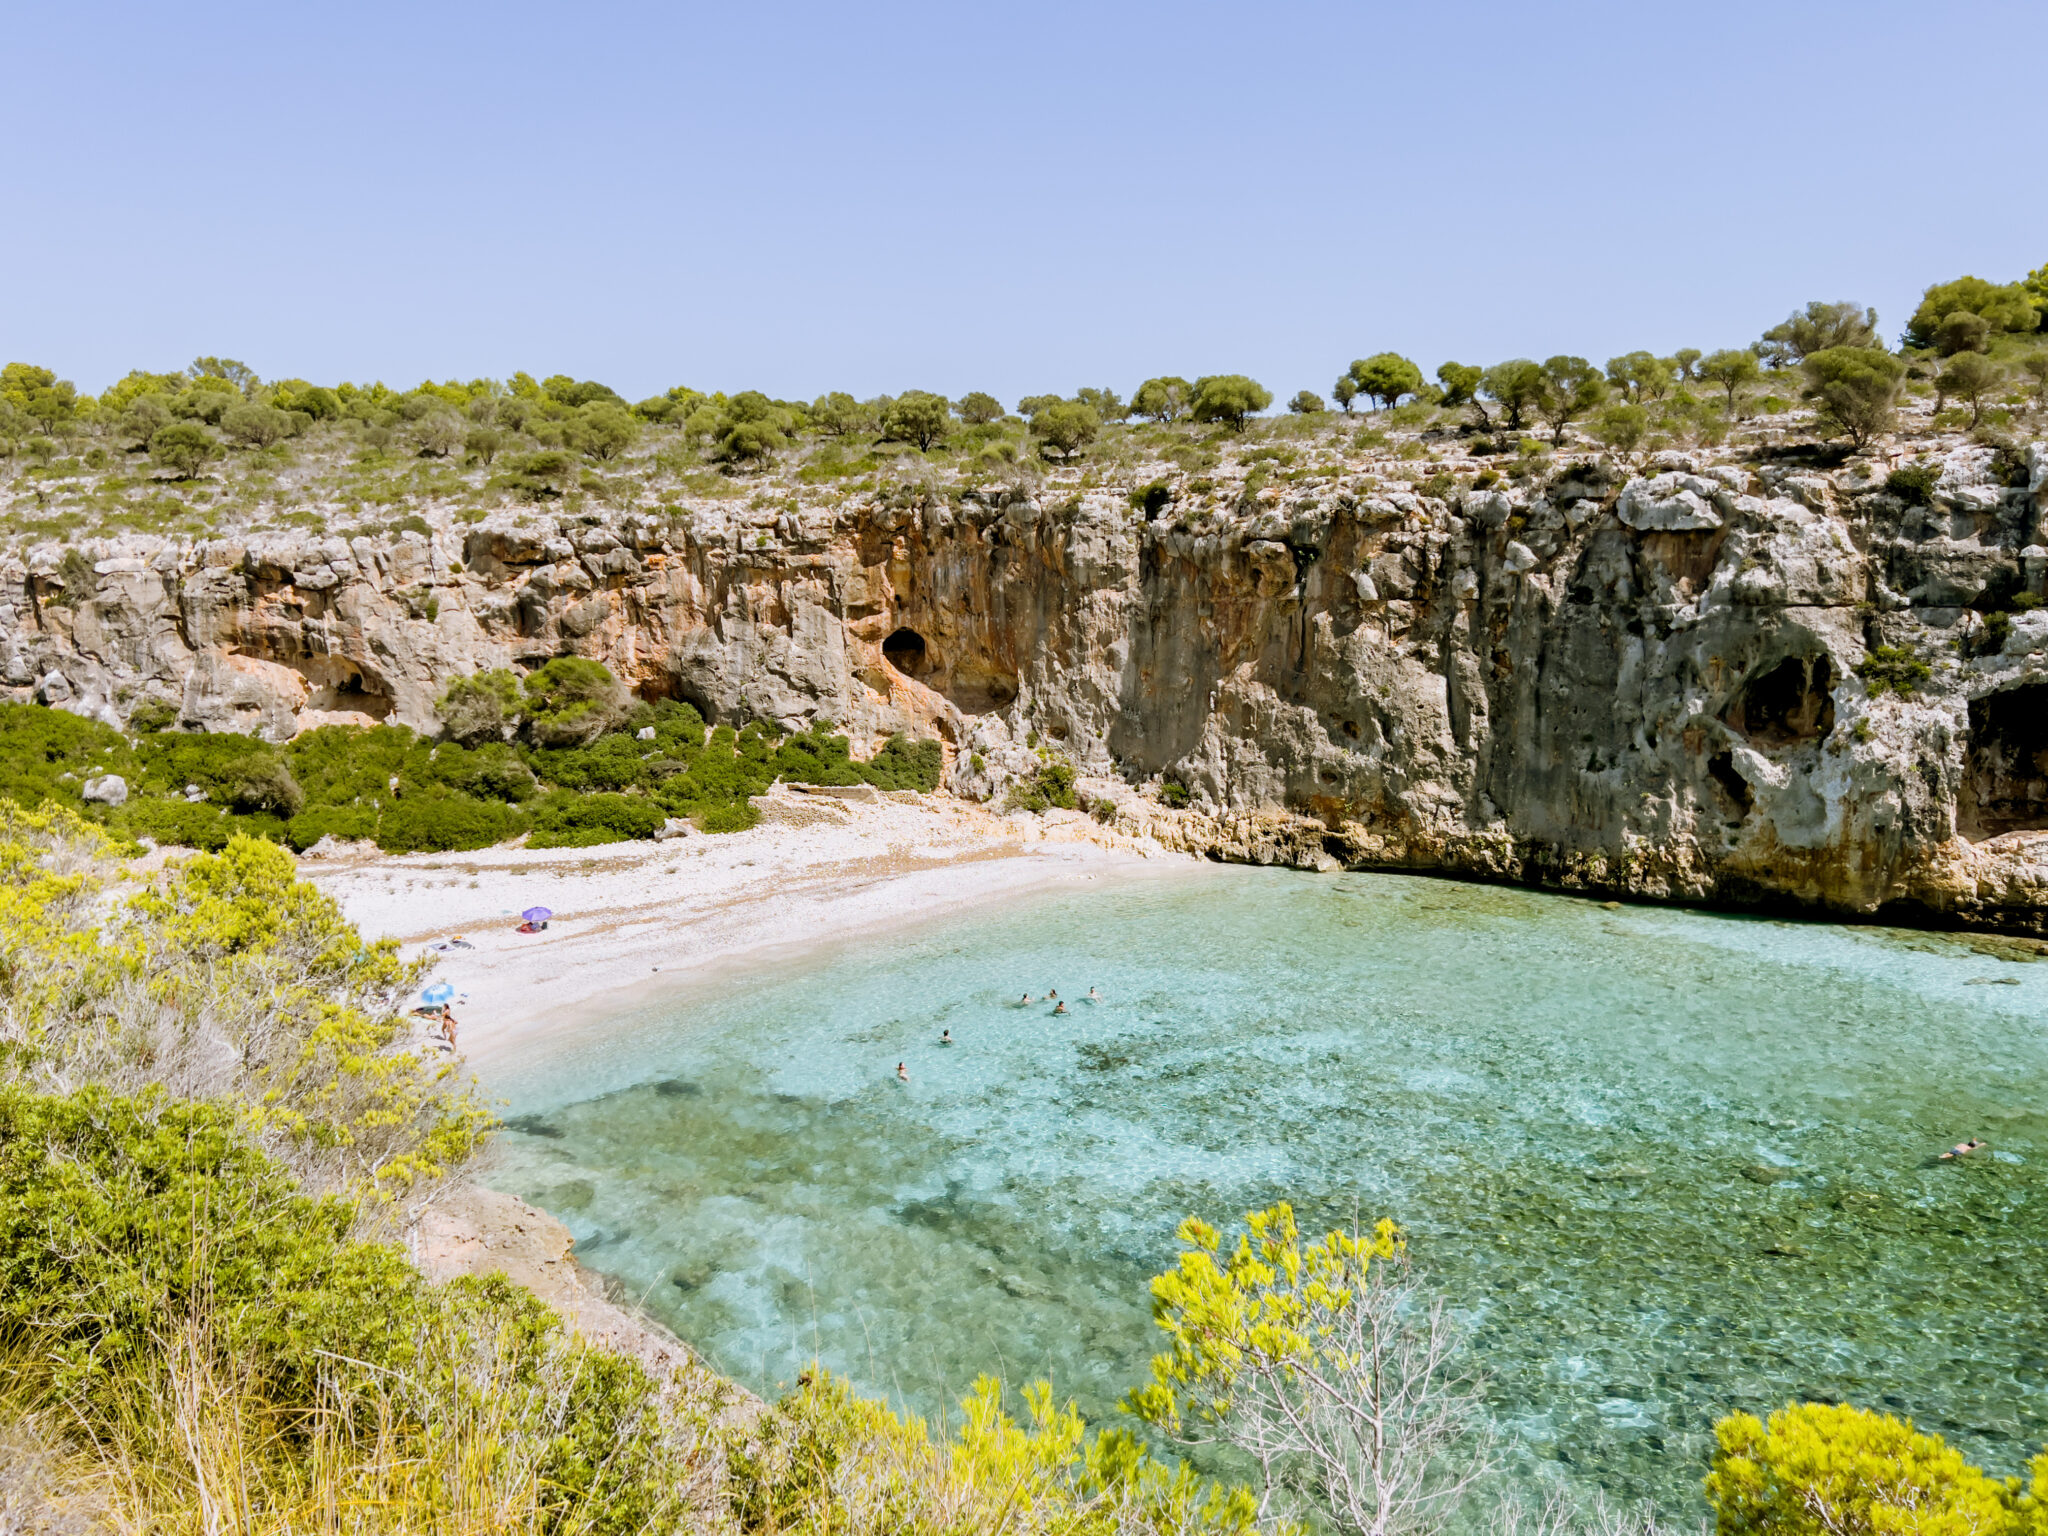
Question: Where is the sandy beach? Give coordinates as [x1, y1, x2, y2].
[306, 787, 1197, 1072]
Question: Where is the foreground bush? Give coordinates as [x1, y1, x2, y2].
[0, 804, 485, 1199]
[729, 1369, 1258, 1536]
[0, 1085, 730, 1536]
[1707, 1402, 2044, 1536]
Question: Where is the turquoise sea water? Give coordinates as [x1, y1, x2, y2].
[485, 867, 2048, 1512]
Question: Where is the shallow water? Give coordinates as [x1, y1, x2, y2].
[486, 867, 2048, 1511]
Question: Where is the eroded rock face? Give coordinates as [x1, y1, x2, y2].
[8, 445, 2048, 929]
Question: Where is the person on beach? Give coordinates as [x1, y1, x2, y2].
[1940, 1139, 1985, 1160]
[440, 1009, 459, 1048]
[896, 1062, 910, 1082]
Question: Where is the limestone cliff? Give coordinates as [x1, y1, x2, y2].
[8, 440, 2048, 930]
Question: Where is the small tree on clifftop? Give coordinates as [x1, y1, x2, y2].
[1189, 375, 1271, 430]
[1698, 348, 1761, 415]
[1801, 347, 1905, 447]
[1347, 353, 1424, 412]
[1133, 376, 1192, 423]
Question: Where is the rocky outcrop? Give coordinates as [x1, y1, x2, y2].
[9, 441, 2048, 930]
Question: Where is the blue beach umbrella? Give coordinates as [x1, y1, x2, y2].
[421, 982, 455, 1006]
[521, 906, 553, 923]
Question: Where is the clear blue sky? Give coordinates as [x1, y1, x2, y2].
[10, 1, 2046, 405]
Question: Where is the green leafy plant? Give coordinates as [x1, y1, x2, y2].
[1886, 463, 1940, 506]
[1005, 753, 1077, 813]
[1856, 646, 1932, 697]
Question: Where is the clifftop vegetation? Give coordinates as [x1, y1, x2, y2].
[4, 262, 2044, 552]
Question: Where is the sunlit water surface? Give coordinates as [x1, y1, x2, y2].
[485, 868, 2048, 1512]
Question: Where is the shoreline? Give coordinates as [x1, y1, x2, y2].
[305, 790, 1201, 1074]
[328, 791, 1203, 1380]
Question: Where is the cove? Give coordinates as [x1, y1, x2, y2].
[484, 866, 2048, 1513]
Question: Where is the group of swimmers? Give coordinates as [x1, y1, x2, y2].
[1017, 986, 1100, 1016]
[894, 986, 1104, 1081]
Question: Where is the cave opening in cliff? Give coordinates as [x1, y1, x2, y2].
[1726, 655, 1834, 747]
[882, 627, 931, 678]
[1961, 683, 2048, 838]
[1706, 750, 1753, 818]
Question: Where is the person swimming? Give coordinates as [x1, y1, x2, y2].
[1019, 993, 1034, 1006]
[1086, 987, 1101, 1003]
[1047, 989, 1059, 1001]
[896, 1062, 909, 1082]
[941, 1028, 953, 1045]
[1053, 1000, 1068, 1015]
[1940, 1138, 1986, 1160]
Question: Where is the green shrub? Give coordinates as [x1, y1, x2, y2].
[529, 732, 648, 792]
[222, 753, 305, 815]
[1158, 777, 1191, 809]
[285, 803, 378, 850]
[125, 697, 178, 733]
[432, 740, 538, 801]
[1886, 463, 1940, 506]
[523, 657, 628, 747]
[116, 796, 240, 850]
[133, 729, 283, 802]
[1006, 754, 1077, 814]
[861, 733, 943, 791]
[623, 697, 709, 753]
[0, 1084, 421, 1404]
[0, 1083, 712, 1536]
[695, 800, 761, 834]
[773, 721, 867, 786]
[0, 700, 131, 812]
[1857, 646, 1933, 697]
[1131, 479, 1174, 517]
[527, 790, 665, 848]
[376, 791, 527, 853]
[437, 667, 525, 743]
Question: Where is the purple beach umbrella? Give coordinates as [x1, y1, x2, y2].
[521, 906, 553, 923]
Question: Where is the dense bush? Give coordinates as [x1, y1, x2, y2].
[523, 655, 630, 746]
[0, 701, 132, 812]
[1885, 463, 1940, 506]
[0, 1084, 724, 1536]
[1706, 1402, 2033, 1536]
[1857, 645, 1933, 697]
[375, 789, 528, 853]
[1006, 753, 1078, 813]
[0, 672, 941, 856]
[436, 666, 526, 743]
[860, 733, 944, 791]
[0, 807, 486, 1197]
[527, 790, 666, 849]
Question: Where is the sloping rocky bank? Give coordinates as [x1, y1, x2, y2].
[9, 439, 2048, 930]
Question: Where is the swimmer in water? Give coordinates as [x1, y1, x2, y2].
[1047, 989, 1059, 1001]
[941, 1028, 953, 1045]
[896, 1062, 909, 1082]
[1940, 1138, 1986, 1160]
[1086, 987, 1101, 1003]
[1053, 1000, 1068, 1015]
[1019, 993, 1034, 1006]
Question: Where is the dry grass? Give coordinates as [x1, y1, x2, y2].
[1, 1299, 730, 1536]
